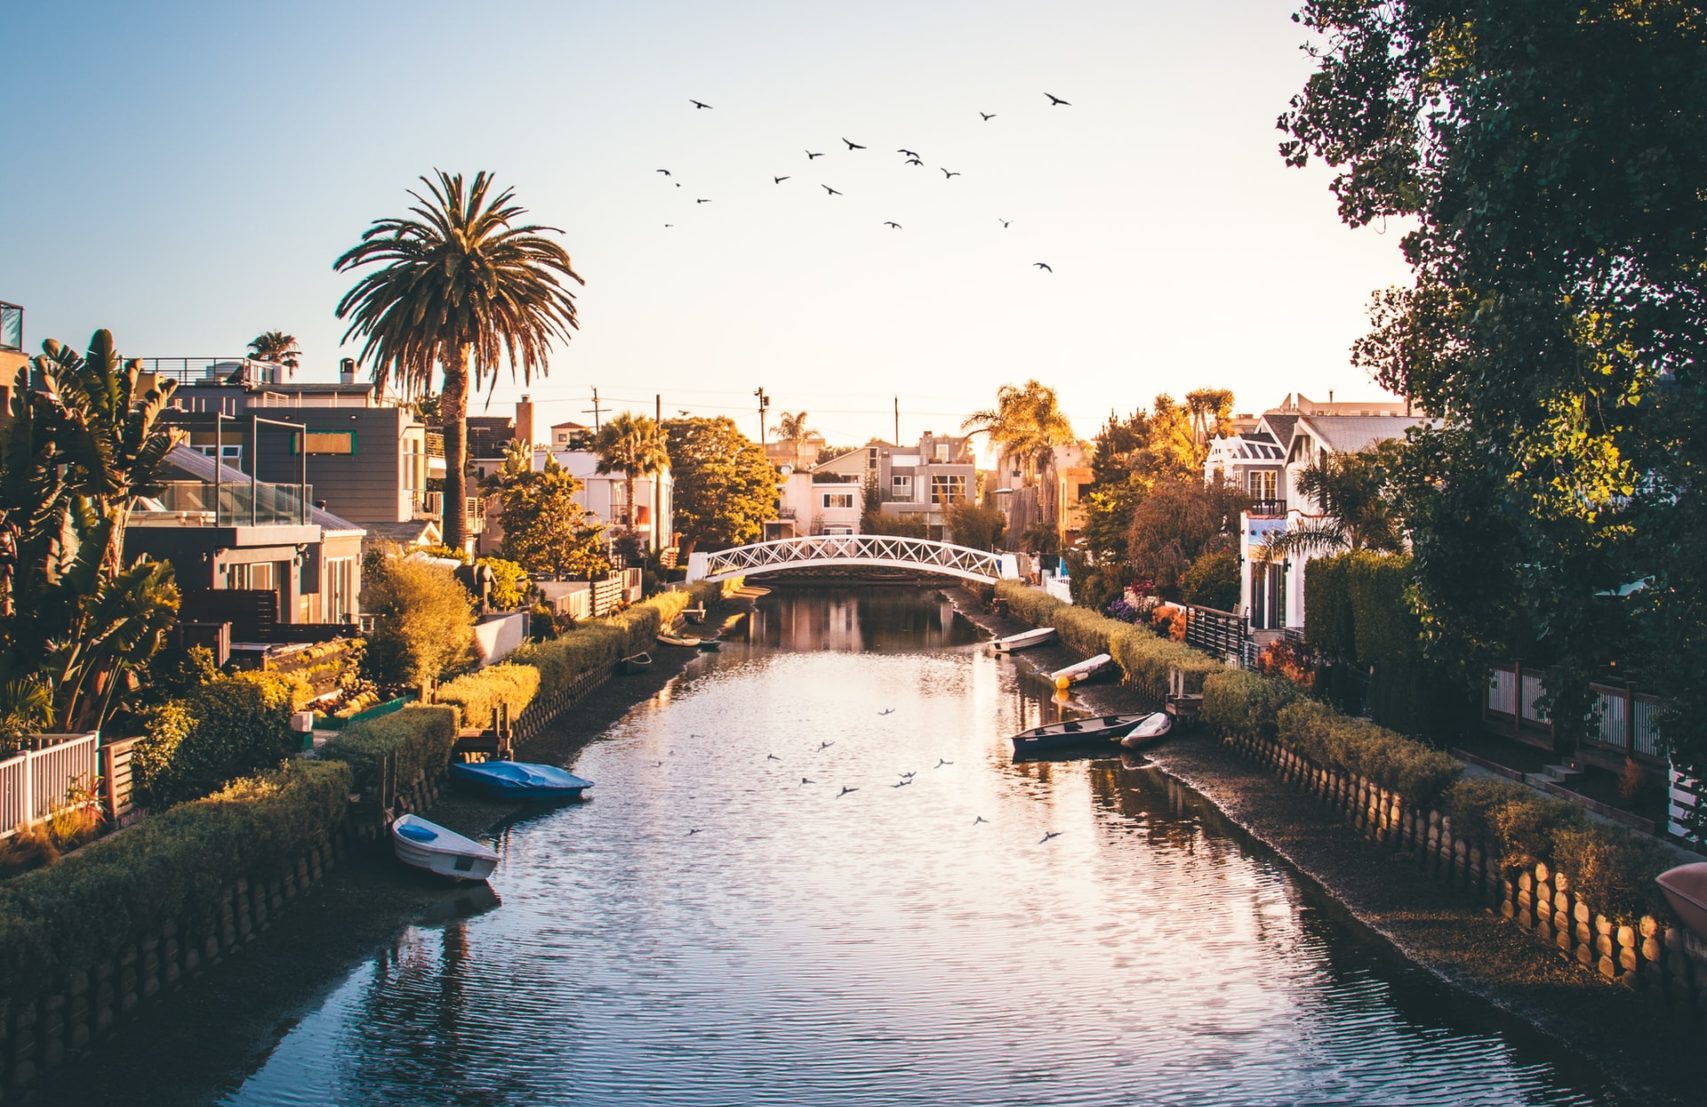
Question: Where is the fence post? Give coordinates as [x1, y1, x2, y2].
[1623, 682, 1636, 758]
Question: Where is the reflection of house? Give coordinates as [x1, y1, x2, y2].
[127, 446, 365, 650]
[1238, 410, 1423, 635]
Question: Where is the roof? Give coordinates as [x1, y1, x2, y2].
[362, 519, 442, 545]
[159, 446, 367, 535]
[1292, 414, 1427, 456]
[1227, 433, 1284, 462]
[1257, 413, 1299, 453]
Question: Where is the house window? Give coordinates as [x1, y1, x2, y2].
[892, 475, 913, 498]
[324, 557, 356, 622]
[931, 474, 967, 505]
[222, 561, 276, 591]
[403, 437, 421, 492]
[293, 430, 357, 455]
[934, 443, 950, 462]
[192, 444, 243, 467]
[822, 493, 854, 510]
[1248, 471, 1278, 501]
[866, 446, 879, 472]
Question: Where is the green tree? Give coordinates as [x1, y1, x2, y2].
[475, 556, 533, 609]
[246, 330, 301, 374]
[1185, 388, 1236, 450]
[664, 416, 779, 555]
[962, 379, 1077, 482]
[770, 410, 816, 469]
[946, 501, 1006, 551]
[335, 170, 584, 552]
[1281, 1, 1707, 760]
[1126, 478, 1249, 598]
[1262, 443, 1405, 560]
[363, 556, 476, 696]
[594, 412, 670, 536]
[495, 452, 609, 578]
[1181, 549, 1240, 611]
[0, 330, 182, 733]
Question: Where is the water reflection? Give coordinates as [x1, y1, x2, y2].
[213, 589, 1623, 1107]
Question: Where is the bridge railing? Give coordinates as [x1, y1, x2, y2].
[688, 535, 1017, 583]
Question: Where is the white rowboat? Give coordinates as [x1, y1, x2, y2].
[1048, 653, 1113, 686]
[1119, 711, 1174, 749]
[391, 813, 500, 882]
[991, 627, 1056, 653]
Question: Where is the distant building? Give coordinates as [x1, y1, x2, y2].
[0, 300, 27, 428]
[809, 432, 976, 542]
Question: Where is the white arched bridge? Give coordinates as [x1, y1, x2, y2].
[686, 535, 1020, 585]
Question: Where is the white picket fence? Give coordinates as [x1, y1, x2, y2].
[0, 733, 101, 839]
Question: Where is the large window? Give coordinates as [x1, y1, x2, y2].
[293, 430, 357, 455]
[891, 475, 913, 499]
[931, 474, 967, 505]
[822, 493, 854, 510]
[222, 561, 276, 591]
[324, 557, 356, 623]
[1248, 470, 1278, 501]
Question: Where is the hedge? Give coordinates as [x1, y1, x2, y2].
[1276, 698, 1462, 808]
[1201, 670, 1301, 740]
[319, 705, 458, 797]
[1303, 554, 1355, 660]
[435, 663, 542, 731]
[131, 670, 315, 810]
[994, 580, 1222, 701]
[0, 759, 349, 1000]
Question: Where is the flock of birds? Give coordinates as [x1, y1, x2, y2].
[656, 93, 1077, 273]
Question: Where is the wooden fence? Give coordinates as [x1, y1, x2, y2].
[1181, 603, 1249, 664]
[1485, 662, 1665, 767]
[0, 733, 102, 839]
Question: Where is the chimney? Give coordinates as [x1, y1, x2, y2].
[339, 357, 356, 385]
[515, 394, 535, 448]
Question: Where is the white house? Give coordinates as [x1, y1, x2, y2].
[537, 447, 674, 553]
[774, 469, 864, 537]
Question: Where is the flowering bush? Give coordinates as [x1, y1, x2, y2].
[1257, 636, 1316, 690]
[1151, 603, 1187, 641]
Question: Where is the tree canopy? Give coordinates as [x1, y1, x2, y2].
[962, 380, 1077, 477]
[246, 331, 301, 374]
[663, 416, 779, 555]
[594, 413, 670, 537]
[492, 445, 609, 579]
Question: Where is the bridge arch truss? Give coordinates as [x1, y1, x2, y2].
[686, 535, 1019, 585]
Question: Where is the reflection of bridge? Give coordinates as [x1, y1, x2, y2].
[686, 536, 1020, 585]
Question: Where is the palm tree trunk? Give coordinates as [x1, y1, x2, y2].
[624, 473, 636, 530]
[442, 353, 471, 552]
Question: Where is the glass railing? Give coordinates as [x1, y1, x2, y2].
[142, 480, 312, 526]
[0, 303, 22, 352]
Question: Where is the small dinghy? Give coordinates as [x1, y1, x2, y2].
[448, 760, 594, 801]
[657, 632, 701, 648]
[1010, 713, 1153, 758]
[391, 813, 499, 882]
[617, 652, 653, 675]
[1118, 711, 1173, 750]
[991, 626, 1056, 653]
[1657, 862, 1707, 940]
[1048, 653, 1113, 688]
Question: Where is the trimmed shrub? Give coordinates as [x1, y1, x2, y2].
[131, 671, 312, 809]
[0, 759, 349, 1000]
[436, 663, 542, 731]
[1181, 548, 1240, 611]
[1347, 551, 1417, 666]
[1303, 553, 1355, 660]
[1202, 670, 1301, 739]
[1276, 699, 1461, 807]
[1552, 822, 1675, 922]
[1442, 775, 1585, 872]
[364, 557, 476, 693]
[320, 705, 458, 798]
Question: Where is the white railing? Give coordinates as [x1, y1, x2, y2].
[1487, 668, 1517, 715]
[0, 733, 101, 839]
[687, 535, 1019, 584]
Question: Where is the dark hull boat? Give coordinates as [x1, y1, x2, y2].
[1010, 713, 1153, 758]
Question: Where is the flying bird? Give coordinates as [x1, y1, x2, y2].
[822, 185, 842, 196]
[806, 149, 825, 159]
[899, 771, 916, 780]
[1040, 831, 1063, 843]
[980, 112, 996, 121]
[842, 138, 866, 150]
[883, 221, 902, 229]
[801, 777, 815, 785]
[774, 175, 791, 184]
[892, 779, 912, 788]
[941, 168, 961, 179]
[897, 148, 920, 158]
[657, 169, 671, 176]
[999, 218, 1011, 228]
[690, 99, 713, 109]
[905, 158, 924, 167]
[1045, 92, 1070, 106]
[819, 740, 835, 750]
[878, 708, 895, 715]
[664, 224, 674, 228]
[686, 828, 702, 835]
[696, 198, 712, 204]
[935, 759, 953, 768]
[766, 753, 781, 761]
[1034, 262, 1053, 272]
[973, 815, 989, 825]
[837, 785, 859, 798]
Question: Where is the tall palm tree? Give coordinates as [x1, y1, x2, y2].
[334, 170, 584, 551]
[1263, 446, 1403, 559]
[770, 410, 815, 468]
[962, 379, 1077, 480]
[247, 330, 302, 375]
[595, 413, 670, 539]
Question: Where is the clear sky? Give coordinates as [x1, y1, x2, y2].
[4, 0, 1412, 447]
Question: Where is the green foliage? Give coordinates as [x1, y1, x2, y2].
[320, 705, 458, 798]
[509, 580, 727, 703]
[663, 416, 779, 554]
[0, 759, 349, 1001]
[1201, 670, 1301, 740]
[1181, 549, 1239, 611]
[1304, 554, 1356, 661]
[1064, 549, 1122, 612]
[0, 329, 182, 733]
[494, 453, 609, 578]
[246, 330, 301, 373]
[1275, 699, 1462, 807]
[1347, 552, 1416, 666]
[1551, 823, 1675, 923]
[436, 662, 541, 731]
[946, 502, 1006, 550]
[476, 556, 531, 610]
[595, 413, 669, 532]
[419, 543, 471, 564]
[1443, 776, 1587, 873]
[363, 556, 476, 693]
[1267, 446, 1405, 560]
[131, 671, 311, 809]
[961, 380, 1076, 477]
[1125, 478, 1247, 597]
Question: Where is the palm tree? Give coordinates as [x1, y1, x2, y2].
[1263, 445, 1403, 559]
[334, 170, 584, 551]
[595, 413, 670, 543]
[961, 379, 1077, 480]
[770, 410, 815, 468]
[247, 330, 302, 375]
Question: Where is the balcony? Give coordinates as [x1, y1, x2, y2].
[1248, 499, 1287, 517]
[414, 490, 486, 533]
[136, 479, 313, 527]
[135, 357, 292, 387]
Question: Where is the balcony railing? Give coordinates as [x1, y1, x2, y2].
[1248, 499, 1286, 517]
[138, 480, 312, 527]
[135, 357, 292, 387]
[0, 302, 22, 352]
[415, 490, 485, 532]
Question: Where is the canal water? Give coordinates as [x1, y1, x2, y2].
[221, 588, 1622, 1106]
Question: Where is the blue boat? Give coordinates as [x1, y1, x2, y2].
[448, 760, 594, 801]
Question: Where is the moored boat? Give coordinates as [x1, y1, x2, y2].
[390, 813, 500, 882]
[1657, 862, 1707, 939]
[1048, 653, 1113, 688]
[1010, 713, 1153, 758]
[617, 652, 653, 675]
[657, 632, 702, 648]
[448, 759, 594, 801]
[991, 626, 1056, 653]
[696, 637, 721, 651]
[1118, 711, 1173, 750]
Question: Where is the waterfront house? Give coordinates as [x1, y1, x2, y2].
[809, 432, 976, 541]
[0, 300, 25, 427]
[771, 467, 864, 538]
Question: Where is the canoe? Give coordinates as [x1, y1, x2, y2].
[617, 652, 653, 675]
[657, 632, 702, 648]
[1010, 713, 1154, 758]
[1657, 862, 1707, 939]
[1048, 653, 1113, 687]
[992, 626, 1056, 653]
[390, 813, 499, 882]
[1118, 711, 1174, 750]
[448, 759, 594, 801]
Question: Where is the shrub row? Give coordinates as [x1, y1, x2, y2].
[994, 580, 1222, 700]
[131, 670, 314, 810]
[1275, 698, 1462, 808]
[1201, 670, 1301, 740]
[435, 663, 542, 731]
[319, 705, 458, 798]
[0, 759, 349, 1000]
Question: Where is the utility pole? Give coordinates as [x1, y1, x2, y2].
[654, 393, 663, 555]
[585, 387, 603, 433]
[893, 396, 900, 446]
[754, 387, 770, 449]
